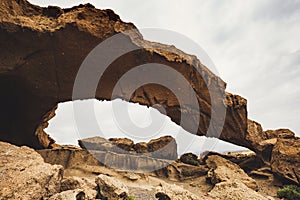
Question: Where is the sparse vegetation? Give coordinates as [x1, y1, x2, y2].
[277, 185, 300, 200]
[126, 196, 135, 200]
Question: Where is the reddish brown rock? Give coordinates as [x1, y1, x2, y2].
[271, 137, 300, 185]
[263, 129, 295, 139]
[109, 138, 134, 152]
[0, 0, 248, 151]
[133, 142, 148, 153]
[147, 136, 178, 160]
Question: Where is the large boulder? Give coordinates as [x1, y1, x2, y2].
[155, 182, 203, 200]
[206, 155, 257, 190]
[0, 0, 248, 151]
[179, 153, 199, 166]
[60, 176, 98, 199]
[0, 142, 63, 199]
[208, 180, 271, 200]
[271, 137, 300, 185]
[147, 136, 178, 160]
[48, 189, 86, 200]
[96, 174, 129, 200]
[37, 147, 101, 169]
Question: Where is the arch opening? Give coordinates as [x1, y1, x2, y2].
[44, 99, 249, 157]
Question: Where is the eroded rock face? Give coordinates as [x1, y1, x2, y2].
[79, 136, 178, 160]
[0, 0, 248, 150]
[271, 137, 300, 185]
[96, 174, 129, 200]
[48, 189, 86, 200]
[206, 155, 258, 191]
[147, 136, 178, 160]
[0, 141, 63, 199]
[60, 176, 98, 199]
[155, 182, 202, 200]
[208, 180, 270, 200]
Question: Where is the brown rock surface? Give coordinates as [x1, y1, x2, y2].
[155, 182, 203, 200]
[147, 136, 178, 160]
[48, 189, 86, 200]
[0, 141, 63, 199]
[208, 180, 271, 200]
[109, 138, 134, 152]
[37, 147, 101, 168]
[271, 137, 300, 185]
[80, 136, 178, 160]
[179, 152, 199, 166]
[155, 161, 209, 181]
[96, 174, 129, 200]
[0, 0, 248, 151]
[78, 136, 109, 150]
[133, 142, 148, 153]
[263, 129, 295, 139]
[206, 155, 258, 190]
[60, 176, 97, 199]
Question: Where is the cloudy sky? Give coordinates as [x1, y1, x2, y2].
[28, 0, 300, 153]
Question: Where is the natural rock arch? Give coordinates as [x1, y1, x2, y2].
[0, 0, 248, 150]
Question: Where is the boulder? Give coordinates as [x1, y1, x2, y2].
[263, 129, 295, 139]
[179, 153, 199, 166]
[78, 136, 109, 150]
[79, 137, 128, 154]
[37, 147, 101, 169]
[109, 138, 134, 152]
[271, 137, 300, 185]
[155, 161, 209, 181]
[206, 155, 257, 190]
[96, 174, 129, 200]
[147, 136, 178, 160]
[48, 189, 86, 200]
[60, 176, 97, 199]
[208, 180, 271, 200]
[155, 182, 203, 200]
[0, 142, 63, 199]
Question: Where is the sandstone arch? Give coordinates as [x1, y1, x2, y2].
[0, 0, 248, 150]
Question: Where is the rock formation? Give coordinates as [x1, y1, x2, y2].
[206, 155, 258, 190]
[0, 0, 248, 150]
[0, 0, 300, 195]
[0, 142, 63, 199]
[79, 135, 178, 161]
[0, 140, 283, 199]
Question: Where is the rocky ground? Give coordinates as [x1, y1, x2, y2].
[0, 135, 288, 200]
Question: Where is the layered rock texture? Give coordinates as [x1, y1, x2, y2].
[0, 0, 247, 150]
[0, 1, 300, 198]
[1, 141, 279, 199]
[0, 142, 63, 199]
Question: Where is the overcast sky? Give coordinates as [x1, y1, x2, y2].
[27, 0, 300, 153]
